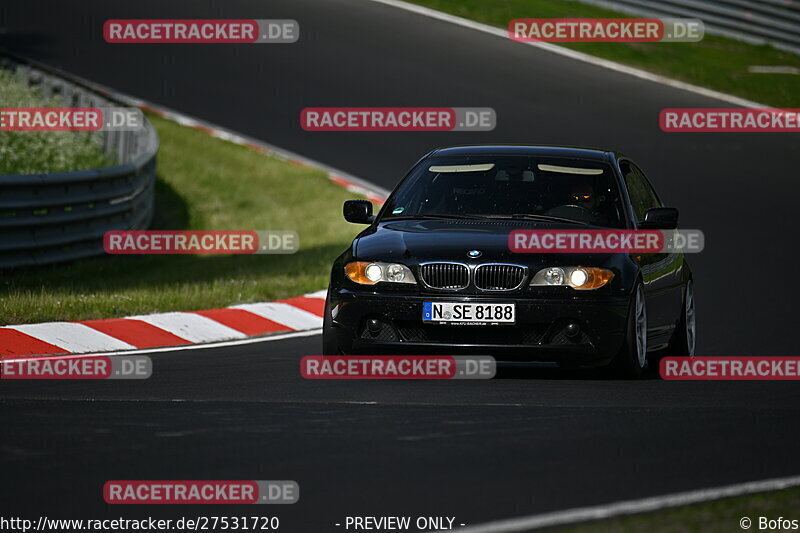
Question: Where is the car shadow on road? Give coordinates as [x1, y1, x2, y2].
[495, 362, 661, 380]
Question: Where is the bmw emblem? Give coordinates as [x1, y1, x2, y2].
[467, 250, 482, 258]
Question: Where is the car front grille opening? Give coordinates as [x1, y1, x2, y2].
[396, 322, 547, 345]
[474, 264, 526, 291]
[419, 263, 469, 290]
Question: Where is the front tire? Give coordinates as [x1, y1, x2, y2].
[321, 290, 340, 355]
[668, 279, 695, 357]
[609, 283, 647, 379]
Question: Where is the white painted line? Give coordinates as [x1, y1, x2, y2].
[230, 302, 323, 330]
[748, 65, 800, 75]
[6, 323, 136, 353]
[365, 0, 767, 109]
[304, 289, 328, 300]
[127, 312, 247, 343]
[0, 328, 322, 362]
[450, 474, 800, 533]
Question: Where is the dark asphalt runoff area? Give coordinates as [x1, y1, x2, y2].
[1, 0, 800, 530]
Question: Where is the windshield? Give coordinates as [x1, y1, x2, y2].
[381, 155, 625, 228]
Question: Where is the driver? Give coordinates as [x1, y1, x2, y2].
[569, 181, 599, 211]
[567, 180, 612, 225]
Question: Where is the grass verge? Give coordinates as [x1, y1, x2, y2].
[408, 0, 800, 107]
[553, 486, 800, 532]
[0, 69, 113, 174]
[1, 113, 362, 324]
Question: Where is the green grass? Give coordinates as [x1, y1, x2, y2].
[553, 487, 800, 532]
[409, 0, 800, 107]
[0, 69, 113, 174]
[0, 113, 362, 324]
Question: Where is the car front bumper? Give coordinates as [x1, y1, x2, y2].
[326, 289, 630, 366]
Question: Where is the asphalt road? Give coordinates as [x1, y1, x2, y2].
[2, 0, 800, 530]
[3, 336, 800, 530]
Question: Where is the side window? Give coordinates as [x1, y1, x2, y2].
[621, 160, 660, 222]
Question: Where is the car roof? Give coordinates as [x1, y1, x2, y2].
[430, 145, 620, 162]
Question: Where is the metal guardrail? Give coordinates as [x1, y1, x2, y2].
[578, 0, 800, 54]
[0, 54, 159, 269]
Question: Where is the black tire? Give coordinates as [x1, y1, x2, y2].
[667, 279, 695, 357]
[609, 283, 647, 379]
[321, 290, 341, 355]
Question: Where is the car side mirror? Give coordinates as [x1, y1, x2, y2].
[640, 207, 679, 229]
[343, 200, 374, 224]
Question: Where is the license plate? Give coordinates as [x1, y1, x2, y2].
[422, 302, 515, 325]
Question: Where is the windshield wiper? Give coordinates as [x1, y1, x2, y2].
[496, 214, 592, 226]
[384, 213, 590, 224]
[386, 214, 492, 221]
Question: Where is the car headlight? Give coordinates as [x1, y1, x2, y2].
[530, 267, 614, 290]
[345, 261, 417, 285]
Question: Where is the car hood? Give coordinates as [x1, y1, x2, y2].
[355, 219, 590, 263]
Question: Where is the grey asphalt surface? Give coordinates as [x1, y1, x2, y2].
[1, 0, 800, 531]
[3, 335, 800, 531]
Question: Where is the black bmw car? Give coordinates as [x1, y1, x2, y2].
[323, 145, 695, 377]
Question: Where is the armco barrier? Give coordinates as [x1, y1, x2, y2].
[0, 54, 159, 269]
[578, 0, 800, 54]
